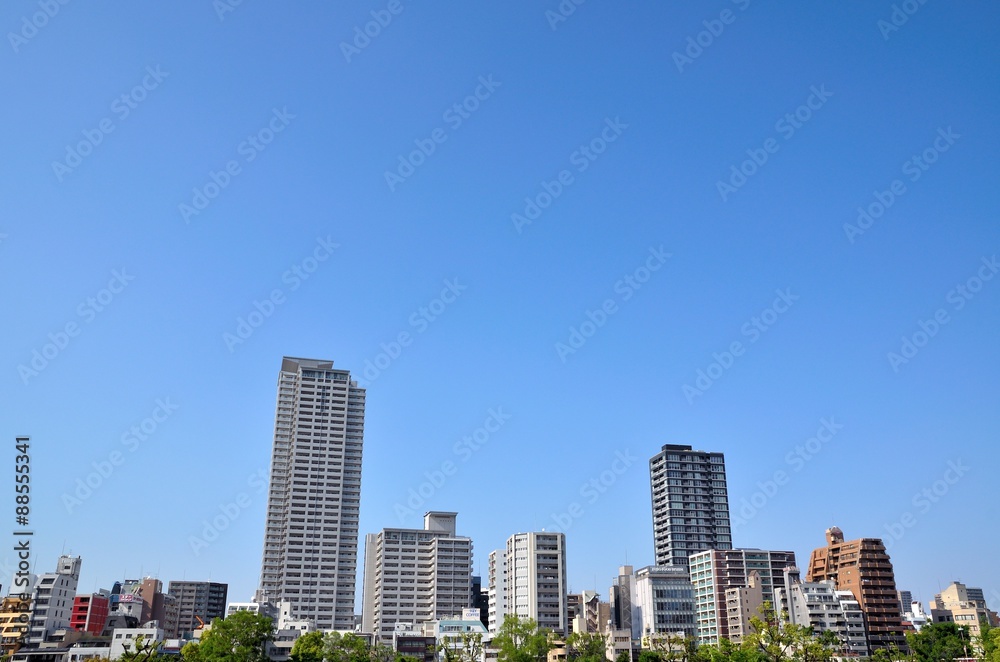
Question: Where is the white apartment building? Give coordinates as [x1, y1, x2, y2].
[27, 556, 81, 644]
[362, 512, 473, 643]
[488, 532, 567, 636]
[487, 550, 507, 633]
[774, 567, 869, 657]
[259, 357, 366, 630]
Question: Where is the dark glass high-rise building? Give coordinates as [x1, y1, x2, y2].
[167, 581, 228, 637]
[649, 444, 732, 567]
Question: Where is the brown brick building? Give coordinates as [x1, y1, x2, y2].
[806, 527, 907, 652]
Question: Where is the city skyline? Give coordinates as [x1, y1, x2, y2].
[4, 1, 998, 627]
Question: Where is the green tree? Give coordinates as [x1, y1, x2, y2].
[743, 603, 794, 662]
[290, 631, 326, 662]
[440, 631, 486, 662]
[120, 635, 161, 662]
[567, 632, 609, 662]
[906, 622, 972, 662]
[493, 615, 552, 662]
[645, 634, 698, 662]
[182, 610, 274, 662]
[615, 652, 632, 662]
[181, 640, 203, 662]
[692, 638, 762, 662]
[978, 617, 999, 662]
[784, 626, 837, 662]
[869, 644, 911, 662]
[324, 632, 380, 662]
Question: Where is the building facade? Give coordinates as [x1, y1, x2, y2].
[775, 567, 869, 657]
[362, 512, 473, 642]
[568, 591, 611, 635]
[27, 556, 81, 645]
[488, 532, 567, 636]
[634, 565, 696, 640]
[70, 593, 110, 637]
[897, 591, 913, 617]
[167, 581, 228, 637]
[649, 445, 732, 568]
[259, 357, 366, 630]
[724, 571, 763, 645]
[806, 527, 906, 652]
[689, 548, 796, 645]
[488, 551, 507, 634]
[929, 582, 995, 641]
[609, 565, 637, 639]
[0, 595, 34, 656]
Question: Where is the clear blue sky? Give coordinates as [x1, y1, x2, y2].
[2, 1, 998, 613]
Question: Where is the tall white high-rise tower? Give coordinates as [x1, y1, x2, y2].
[259, 357, 365, 630]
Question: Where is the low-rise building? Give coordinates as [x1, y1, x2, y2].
[70, 593, 110, 637]
[1, 594, 34, 656]
[930, 582, 995, 642]
[109, 626, 164, 660]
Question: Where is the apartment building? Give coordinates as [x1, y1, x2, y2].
[649, 445, 732, 568]
[259, 357, 366, 630]
[689, 548, 796, 645]
[362, 512, 473, 642]
[806, 527, 906, 652]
